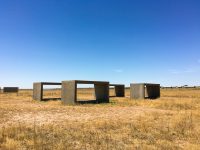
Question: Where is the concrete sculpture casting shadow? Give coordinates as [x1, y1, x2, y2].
[61, 80, 110, 105]
[130, 83, 160, 100]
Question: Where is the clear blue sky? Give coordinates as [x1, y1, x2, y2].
[0, 0, 200, 88]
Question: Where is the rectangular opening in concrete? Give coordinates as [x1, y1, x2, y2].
[43, 85, 61, 100]
[109, 84, 125, 97]
[109, 86, 116, 97]
[77, 84, 96, 101]
[33, 82, 62, 101]
[61, 80, 109, 105]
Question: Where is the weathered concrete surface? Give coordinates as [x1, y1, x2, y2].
[3, 87, 19, 93]
[130, 83, 160, 99]
[33, 83, 43, 100]
[130, 84, 145, 99]
[61, 81, 77, 105]
[33, 82, 61, 101]
[62, 80, 109, 105]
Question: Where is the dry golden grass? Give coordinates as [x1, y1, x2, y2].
[0, 88, 200, 150]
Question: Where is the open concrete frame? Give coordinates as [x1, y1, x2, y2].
[61, 80, 109, 105]
[109, 84, 125, 97]
[33, 82, 61, 101]
[130, 83, 160, 99]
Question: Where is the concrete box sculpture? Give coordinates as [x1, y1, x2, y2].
[33, 82, 61, 101]
[61, 80, 109, 105]
[3, 87, 19, 93]
[109, 84, 125, 97]
[130, 83, 160, 99]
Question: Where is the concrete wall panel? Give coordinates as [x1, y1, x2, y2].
[130, 84, 145, 99]
[94, 84, 109, 103]
[61, 81, 76, 105]
[33, 83, 42, 100]
[130, 83, 160, 99]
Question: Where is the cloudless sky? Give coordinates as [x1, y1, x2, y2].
[0, 0, 200, 88]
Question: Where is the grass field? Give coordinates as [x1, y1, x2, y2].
[0, 88, 200, 150]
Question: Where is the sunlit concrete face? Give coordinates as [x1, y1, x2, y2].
[33, 83, 42, 100]
[61, 80, 109, 105]
[130, 83, 160, 99]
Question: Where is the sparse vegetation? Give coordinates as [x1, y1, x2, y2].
[0, 88, 200, 149]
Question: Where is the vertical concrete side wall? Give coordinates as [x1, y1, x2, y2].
[146, 85, 160, 99]
[94, 84, 109, 103]
[33, 83, 43, 100]
[130, 84, 145, 99]
[62, 81, 76, 105]
[115, 85, 125, 97]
